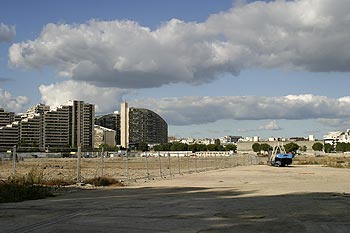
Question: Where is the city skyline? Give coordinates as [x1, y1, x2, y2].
[1, 0, 350, 139]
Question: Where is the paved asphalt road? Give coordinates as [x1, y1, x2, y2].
[1, 165, 349, 233]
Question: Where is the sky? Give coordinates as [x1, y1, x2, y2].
[1, 0, 350, 140]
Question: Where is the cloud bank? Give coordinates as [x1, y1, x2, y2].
[9, 0, 350, 89]
[130, 95, 350, 125]
[0, 89, 29, 112]
[0, 23, 15, 42]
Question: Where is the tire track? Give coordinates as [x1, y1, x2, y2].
[8, 208, 94, 233]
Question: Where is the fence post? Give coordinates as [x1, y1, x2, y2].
[158, 151, 163, 178]
[145, 152, 150, 180]
[168, 152, 172, 177]
[177, 152, 181, 175]
[214, 153, 217, 169]
[201, 154, 204, 171]
[125, 150, 129, 180]
[195, 155, 198, 172]
[77, 146, 81, 183]
[100, 147, 104, 177]
[12, 145, 16, 177]
[231, 152, 234, 167]
[187, 153, 190, 174]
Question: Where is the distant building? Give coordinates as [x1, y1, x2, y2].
[324, 130, 350, 145]
[67, 100, 95, 148]
[308, 135, 316, 141]
[43, 105, 70, 149]
[219, 136, 242, 144]
[95, 112, 120, 145]
[0, 122, 19, 149]
[0, 108, 15, 127]
[94, 125, 116, 148]
[120, 102, 168, 148]
[0, 100, 95, 151]
[19, 113, 42, 148]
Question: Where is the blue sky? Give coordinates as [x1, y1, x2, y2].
[1, 0, 350, 140]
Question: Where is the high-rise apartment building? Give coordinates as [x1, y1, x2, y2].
[67, 100, 95, 148]
[120, 102, 168, 148]
[0, 100, 95, 151]
[0, 108, 15, 127]
[43, 106, 70, 149]
[0, 122, 19, 149]
[19, 113, 42, 147]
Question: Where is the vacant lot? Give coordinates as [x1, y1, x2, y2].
[0, 154, 259, 183]
[0, 165, 349, 233]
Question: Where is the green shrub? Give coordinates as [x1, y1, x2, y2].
[0, 180, 53, 203]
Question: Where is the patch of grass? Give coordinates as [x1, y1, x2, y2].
[294, 156, 350, 168]
[84, 177, 124, 186]
[0, 180, 53, 203]
[43, 178, 75, 186]
[0, 167, 68, 203]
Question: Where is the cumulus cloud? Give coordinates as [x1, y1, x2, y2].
[9, 0, 350, 88]
[39, 80, 128, 113]
[130, 94, 350, 125]
[0, 23, 16, 42]
[258, 120, 282, 131]
[0, 89, 29, 112]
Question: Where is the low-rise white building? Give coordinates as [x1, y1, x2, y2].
[324, 130, 350, 145]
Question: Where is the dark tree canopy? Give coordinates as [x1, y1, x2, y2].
[252, 143, 261, 153]
[312, 142, 323, 151]
[324, 143, 334, 153]
[284, 142, 299, 153]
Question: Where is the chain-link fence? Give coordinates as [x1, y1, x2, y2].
[0, 147, 261, 184]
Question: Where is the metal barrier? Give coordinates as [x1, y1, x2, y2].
[0, 147, 261, 183]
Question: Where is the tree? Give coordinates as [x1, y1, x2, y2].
[207, 144, 217, 151]
[170, 142, 188, 151]
[324, 143, 334, 153]
[300, 145, 307, 152]
[335, 142, 350, 152]
[137, 142, 149, 152]
[252, 143, 261, 153]
[312, 142, 323, 151]
[284, 142, 299, 153]
[99, 143, 109, 151]
[153, 144, 162, 151]
[225, 144, 237, 152]
[260, 143, 272, 152]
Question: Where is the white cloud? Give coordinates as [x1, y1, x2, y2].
[39, 80, 128, 113]
[130, 94, 350, 125]
[9, 0, 350, 88]
[258, 120, 281, 131]
[0, 88, 29, 112]
[0, 23, 15, 42]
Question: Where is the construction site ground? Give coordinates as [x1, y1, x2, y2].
[1, 165, 349, 233]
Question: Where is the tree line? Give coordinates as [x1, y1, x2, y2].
[252, 142, 301, 154]
[253, 141, 350, 154]
[153, 142, 237, 152]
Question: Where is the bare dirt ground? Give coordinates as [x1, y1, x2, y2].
[0, 155, 258, 182]
[1, 165, 349, 233]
